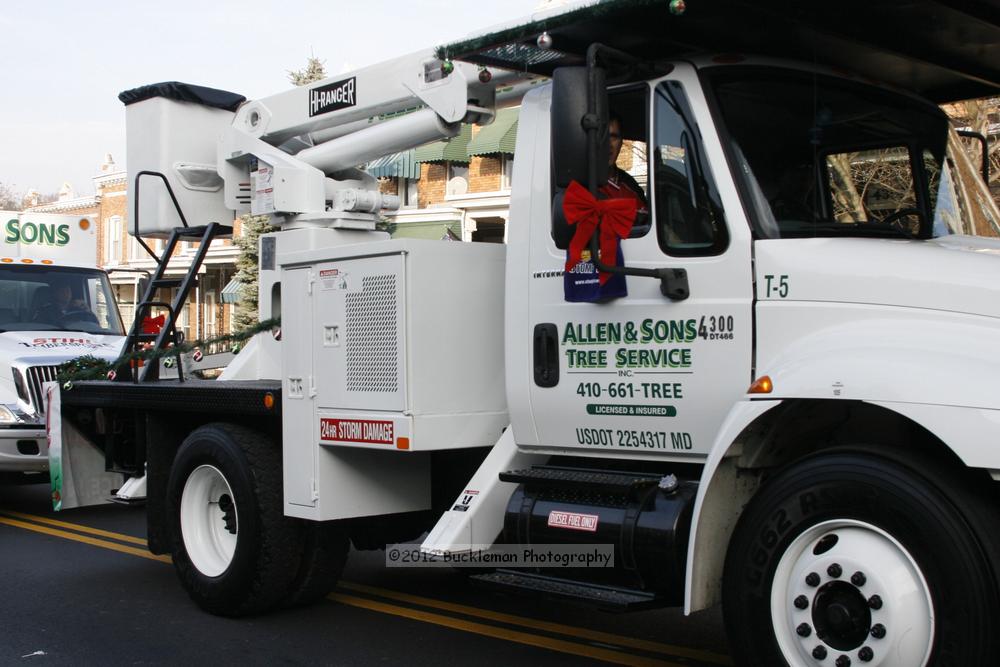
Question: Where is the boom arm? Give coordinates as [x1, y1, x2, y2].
[216, 50, 506, 228]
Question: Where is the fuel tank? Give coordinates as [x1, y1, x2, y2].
[501, 466, 697, 598]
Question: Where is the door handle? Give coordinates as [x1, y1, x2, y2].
[533, 323, 559, 388]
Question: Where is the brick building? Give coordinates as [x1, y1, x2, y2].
[373, 108, 520, 242]
[370, 105, 646, 243]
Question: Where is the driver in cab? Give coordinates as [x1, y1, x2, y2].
[603, 113, 650, 235]
[33, 278, 94, 325]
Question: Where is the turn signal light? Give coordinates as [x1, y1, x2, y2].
[748, 375, 773, 394]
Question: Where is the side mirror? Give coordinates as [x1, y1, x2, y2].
[137, 275, 151, 298]
[551, 66, 609, 189]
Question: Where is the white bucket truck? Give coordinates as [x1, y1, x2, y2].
[49, 1, 1000, 664]
[1, 211, 124, 477]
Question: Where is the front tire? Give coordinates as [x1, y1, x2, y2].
[167, 423, 301, 616]
[723, 452, 999, 666]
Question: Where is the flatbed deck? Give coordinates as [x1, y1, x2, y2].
[60, 379, 282, 417]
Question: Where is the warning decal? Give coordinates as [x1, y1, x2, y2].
[547, 510, 599, 532]
[320, 418, 394, 445]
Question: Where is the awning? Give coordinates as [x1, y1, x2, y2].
[467, 108, 519, 157]
[220, 278, 242, 304]
[366, 150, 421, 179]
[413, 124, 473, 164]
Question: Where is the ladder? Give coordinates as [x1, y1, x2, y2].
[117, 172, 234, 383]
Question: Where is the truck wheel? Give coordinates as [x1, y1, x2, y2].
[281, 521, 349, 608]
[167, 423, 300, 616]
[723, 452, 999, 667]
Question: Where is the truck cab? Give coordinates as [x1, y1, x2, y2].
[509, 55, 1000, 459]
[1, 213, 124, 477]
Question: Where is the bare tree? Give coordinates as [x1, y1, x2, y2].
[0, 182, 22, 211]
[943, 98, 999, 205]
[287, 55, 327, 87]
[232, 56, 328, 329]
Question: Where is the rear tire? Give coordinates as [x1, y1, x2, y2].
[723, 452, 1000, 666]
[167, 423, 300, 616]
[281, 520, 349, 608]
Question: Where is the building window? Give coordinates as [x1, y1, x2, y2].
[471, 217, 506, 243]
[105, 215, 123, 265]
[447, 162, 469, 195]
[501, 156, 514, 190]
[397, 177, 419, 208]
[178, 301, 191, 340]
[204, 290, 217, 338]
[128, 234, 141, 262]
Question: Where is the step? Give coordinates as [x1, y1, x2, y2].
[470, 570, 665, 611]
[499, 466, 663, 495]
[174, 224, 234, 238]
[151, 278, 182, 289]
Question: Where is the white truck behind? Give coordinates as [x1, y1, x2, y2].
[1, 212, 125, 478]
[49, 1, 1000, 665]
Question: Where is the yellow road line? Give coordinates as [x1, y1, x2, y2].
[0, 510, 147, 546]
[329, 592, 680, 667]
[339, 581, 731, 665]
[3, 511, 729, 666]
[0, 515, 170, 563]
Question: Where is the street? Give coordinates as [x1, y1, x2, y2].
[0, 480, 731, 666]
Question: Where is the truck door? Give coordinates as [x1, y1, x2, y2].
[524, 65, 754, 459]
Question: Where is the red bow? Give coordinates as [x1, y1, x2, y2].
[563, 180, 636, 284]
[142, 314, 165, 334]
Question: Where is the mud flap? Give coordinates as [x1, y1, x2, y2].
[46, 382, 121, 510]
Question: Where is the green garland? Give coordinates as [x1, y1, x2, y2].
[58, 317, 281, 386]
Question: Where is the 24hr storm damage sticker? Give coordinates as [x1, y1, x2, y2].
[319, 418, 393, 445]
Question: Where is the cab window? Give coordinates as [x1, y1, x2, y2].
[653, 81, 728, 256]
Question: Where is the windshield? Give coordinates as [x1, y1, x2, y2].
[0, 265, 124, 335]
[705, 66, 1000, 240]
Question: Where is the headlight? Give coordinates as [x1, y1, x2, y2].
[0, 405, 18, 424]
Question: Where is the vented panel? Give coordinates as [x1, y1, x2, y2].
[345, 274, 398, 392]
[26, 365, 59, 415]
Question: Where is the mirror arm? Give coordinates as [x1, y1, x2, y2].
[956, 130, 990, 184]
[587, 233, 689, 301]
[583, 43, 688, 301]
[584, 43, 641, 197]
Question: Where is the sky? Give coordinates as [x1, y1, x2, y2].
[1, 0, 546, 199]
